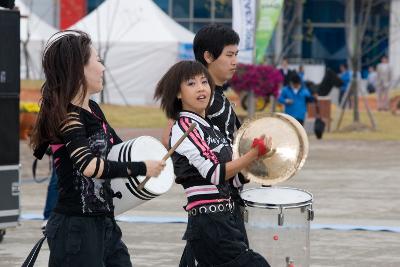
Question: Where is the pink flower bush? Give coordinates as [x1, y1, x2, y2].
[230, 64, 283, 98]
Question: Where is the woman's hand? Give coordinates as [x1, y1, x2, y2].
[144, 160, 166, 177]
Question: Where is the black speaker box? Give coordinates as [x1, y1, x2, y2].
[0, 96, 19, 165]
[0, 9, 20, 95]
[0, 9, 20, 165]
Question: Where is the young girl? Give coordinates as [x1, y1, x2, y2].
[154, 61, 271, 267]
[30, 30, 165, 267]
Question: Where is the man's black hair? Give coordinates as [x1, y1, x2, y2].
[193, 24, 239, 66]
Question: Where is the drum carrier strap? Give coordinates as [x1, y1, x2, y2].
[21, 233, 47, 267]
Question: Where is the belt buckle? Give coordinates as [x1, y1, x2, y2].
[227, 199, 234, 212]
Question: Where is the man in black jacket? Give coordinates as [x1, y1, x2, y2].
[279, 58, 297, 87]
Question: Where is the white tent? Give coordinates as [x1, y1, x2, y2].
[69, 0, 195, 105]
[17, 0, 58, 79]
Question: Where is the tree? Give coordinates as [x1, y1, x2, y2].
[269, 0, 305, 65]
[335, 0, 381, 131]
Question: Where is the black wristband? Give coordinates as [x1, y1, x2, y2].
[126, 162, 147, 177]
[101, 161, 128, 179]
[99, 161, 147, 180]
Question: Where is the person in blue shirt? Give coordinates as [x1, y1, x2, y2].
[338, 64, 351, 105]
[298, 65, 305, 85]
[41, 157, 58, 230]
[278, 73, 315, 125]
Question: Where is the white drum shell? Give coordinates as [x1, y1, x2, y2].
[107, 136, 174, 215]
[241, 187, 313, 267]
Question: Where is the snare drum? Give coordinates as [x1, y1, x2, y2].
[107, 136, 174, 215]
[241, 187, 314, 267]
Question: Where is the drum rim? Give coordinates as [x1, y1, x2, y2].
[241, 186, 313, 209]
[132, 136, 174, 193]
[109, 136, 174, 194]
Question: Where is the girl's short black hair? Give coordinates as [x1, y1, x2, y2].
[154, 61, 215, 120]
[193, 24, 240, 66]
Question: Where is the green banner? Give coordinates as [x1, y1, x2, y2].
[255, 0, 284, 64]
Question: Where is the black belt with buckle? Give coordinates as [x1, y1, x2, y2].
[187, 201, 235, 217]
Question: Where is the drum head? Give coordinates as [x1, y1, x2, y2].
[129, 136, 174, 194]
[233, 113, 309, 185]
[241, 187, 313, 209]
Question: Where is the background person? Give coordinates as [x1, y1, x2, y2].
[279, 58, 297, 87]
[338, 63, 351, 106]
[376, 56, 391, 111]
[41, 156, 58, 230]
[367, 65, 377, 94]
[278, 73, 316, 125]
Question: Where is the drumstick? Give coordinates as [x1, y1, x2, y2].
[137, 122, 197, 191]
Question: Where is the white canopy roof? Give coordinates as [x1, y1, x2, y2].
[17, 0, 57, 41]
[69, 0, 195, 105]
[72, 0, 193, 43]
[16, 0, 58, 79]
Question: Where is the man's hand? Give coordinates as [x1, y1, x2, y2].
[286, 99, 294, 105]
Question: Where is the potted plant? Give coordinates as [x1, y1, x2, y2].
[20, 102, 40, 140]
[230, 64, 283, 111]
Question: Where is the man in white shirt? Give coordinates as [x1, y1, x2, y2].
[376, 56, 391, 111]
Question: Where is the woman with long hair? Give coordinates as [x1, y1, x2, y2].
[30, 30, 165, 267]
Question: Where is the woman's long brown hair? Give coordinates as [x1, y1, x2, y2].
[30, 30, 92, 151]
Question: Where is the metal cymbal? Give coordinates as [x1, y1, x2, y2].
[232, 113, 309, 185]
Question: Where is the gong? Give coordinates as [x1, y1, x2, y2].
[232, 113, 309, 185]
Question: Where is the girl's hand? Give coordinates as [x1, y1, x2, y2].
[251, 135, 272, 158]
[144, 160, 166, 177]
[226, 135, 272, 179]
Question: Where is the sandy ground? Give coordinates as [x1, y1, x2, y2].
[1, 128, 399, 266]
